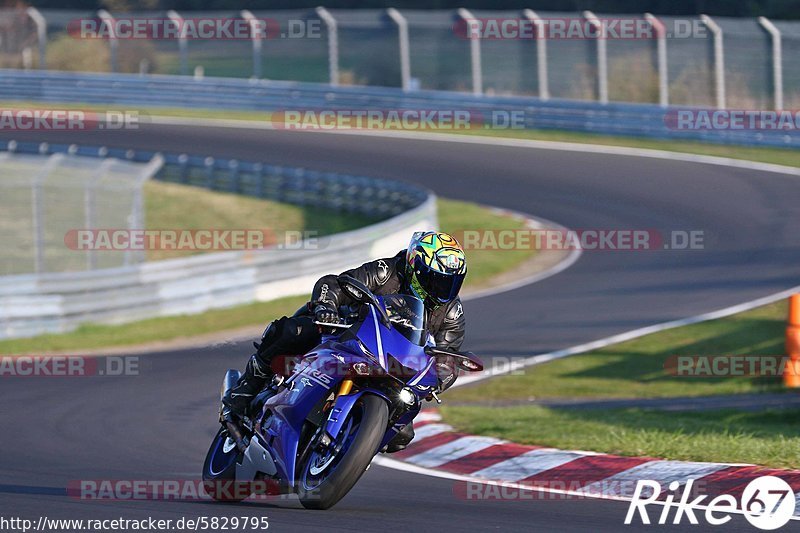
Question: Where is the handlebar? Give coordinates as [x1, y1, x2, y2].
[313, 321, 351, 329]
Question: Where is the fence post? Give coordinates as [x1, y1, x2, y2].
[127, 154, 163, 265]
[700, 14, 726, 109]
[316, 7, 339, 86]
[522, 9, 549, 100]
[229, 159, 240, 193]
[645, 13, 668, 107]
[25, 7, 47, 70]
[457, 8, 482, 95]
[167, 10, 188, 76]
[177, 153, 189, 183]
[758, 16, 783, 111]
[386, 8, 411, 91]
[31, 153, 64, 274]
[204, 156, 215, 189]
[253, 163, 264, 198]
[583, 11, 608, 104]
[241, 10, 263, 79]
[97, 10, 118, 73]
[85, 159, 115, 270]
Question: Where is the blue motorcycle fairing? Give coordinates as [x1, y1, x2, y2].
[378, 404, 421, 451]
[253, 294, 440, 488]
[259, 340, 360, 486]
[323, 389, 392, 446]
[355, 303, 440, 392]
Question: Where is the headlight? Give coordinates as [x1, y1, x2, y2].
[352, 362, 370, 376]
[398, 387, 417, 406]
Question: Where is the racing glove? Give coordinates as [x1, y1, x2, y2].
[435, 356, 458, 393]
[313, 302, 341, 326]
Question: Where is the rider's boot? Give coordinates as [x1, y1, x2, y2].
[222, 355, 272, 418]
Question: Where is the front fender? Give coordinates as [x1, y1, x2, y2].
[324, 390, 391, 441]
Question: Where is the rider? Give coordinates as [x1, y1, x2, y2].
[223, 231, 468, 451]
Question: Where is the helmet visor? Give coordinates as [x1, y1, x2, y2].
[414, 258, 465, 303]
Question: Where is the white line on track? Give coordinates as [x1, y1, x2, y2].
[146, 114, 800, 178]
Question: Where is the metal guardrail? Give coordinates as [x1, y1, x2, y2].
[0, 140, 436, 340]
[4, 139, 428, 218]
[0, 70, 796, 148]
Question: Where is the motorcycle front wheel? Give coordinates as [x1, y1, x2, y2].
[297, 394, 388, 510]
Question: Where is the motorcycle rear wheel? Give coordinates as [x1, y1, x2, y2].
[202, 427, 250, 503]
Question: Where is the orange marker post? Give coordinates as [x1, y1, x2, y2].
[784, 294, 800, 388]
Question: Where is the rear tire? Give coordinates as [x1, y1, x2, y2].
[297, 394, 388, 510]
[202, 427, 250, 502]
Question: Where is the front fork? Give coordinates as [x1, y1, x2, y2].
[320, 379, 357, 445]
[310, 379, 356, 452]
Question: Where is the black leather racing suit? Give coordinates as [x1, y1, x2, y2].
[243, 250, 465, 452]
[253, 250, 466, 391]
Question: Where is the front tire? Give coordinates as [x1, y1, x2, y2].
[297, 394, 388, 510]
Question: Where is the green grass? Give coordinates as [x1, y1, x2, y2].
[441, 299, 796, 468]
[143, 181, 376, 261]
[447, 300, 787, 403]
[441, 405, 800, 469]
[0, 198, 532, 355]
[157, 54, 328, 82]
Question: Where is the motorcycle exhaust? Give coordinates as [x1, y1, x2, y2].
[224, 418, 249, 454]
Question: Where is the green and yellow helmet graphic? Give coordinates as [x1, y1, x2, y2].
[405, 231, 467, 306]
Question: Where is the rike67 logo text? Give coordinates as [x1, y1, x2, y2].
[625, 476, 796, 530]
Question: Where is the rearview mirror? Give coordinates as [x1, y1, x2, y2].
[338, 275, 391, 327]
[425, 346, 484, 372]
[338, 275, 371, 304]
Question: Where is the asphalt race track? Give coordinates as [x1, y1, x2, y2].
[4, 124, 800, 531]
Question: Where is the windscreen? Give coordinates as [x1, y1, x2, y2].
[382, 294, 427, 346]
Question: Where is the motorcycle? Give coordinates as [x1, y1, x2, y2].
[202, 275, 484, 509]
